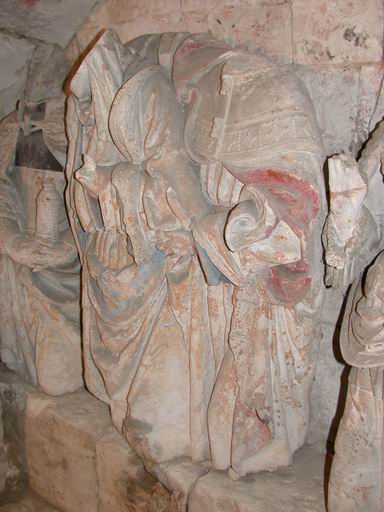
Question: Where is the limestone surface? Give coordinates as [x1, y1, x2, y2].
[189, 447, 326, 512]
[0, 32, 35, 119]
[0, 494, 59, 512]
[0, 0, 99, 47]
[292, 0, 384, 65]
[296, 64, 360, 155]
[0, 365, 327, 512]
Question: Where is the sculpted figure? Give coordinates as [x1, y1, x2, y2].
[324, 122, 384, 289]
[329, 253, 384, 511]
[66, 30, 325, 477]
[0, 99, 82, 395]
[326, 121, 384, 511]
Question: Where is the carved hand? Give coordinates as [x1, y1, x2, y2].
[324, 154, 368, 288]
[324, 208, 371, 289]
[154, 229, 194, 257]
[324, 235, 361, 288]
[94, 230, 132, 270]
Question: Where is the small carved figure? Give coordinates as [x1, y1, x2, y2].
[324, 121, 384, 289]
[325, 120, 384, 511]
[0, 99, 82, 395]
[66, 30, 325, 477]
[328, 251, 384, 512]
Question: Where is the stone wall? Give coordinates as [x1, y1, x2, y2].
[0, 0, 100, 119]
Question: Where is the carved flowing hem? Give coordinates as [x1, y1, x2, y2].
[82, 253, 222, 464]
[0, 255, 82, 395]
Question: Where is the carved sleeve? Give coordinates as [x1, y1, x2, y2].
[234, 168, 320, 304]
[193, 167, 319, 304]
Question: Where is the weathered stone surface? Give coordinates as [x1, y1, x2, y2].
[154, 458, 209, 511]
[26, 391, 111, 512]
[113, 11, 183, 43]
[181, 0, 251, 10]
[24, 43, 71, 104]
[354, 63, 384, 151]
[0, 399, 7, 496]
[96, 430, 171, 512]
[0, 366, 332, 511]
[308, 287, 347, 446]
[297, 64, 360, 155]
[206, 3, 292, 59]
[114, 2, 292, 60]
[0, 0, 98, 47]
[188, 446, 326, 512]
[0, 365, 171, 511]
[0, 32, 35, 93]
[0, 366, 33, 504]
[177, 10, 209, 35]
[370, 75, 384, 136]
[0, 493, 59, 512]
[0, 32, 35, 119]
[292, 0, 384, 65]
[108, 0, 181, 24]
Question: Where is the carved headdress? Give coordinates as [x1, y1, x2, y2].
[109, 66, 174, 164]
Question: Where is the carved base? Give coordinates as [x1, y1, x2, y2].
[0, 365, 327, 511]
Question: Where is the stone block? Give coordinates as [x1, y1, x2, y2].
[206, 3, 292, 60]
[292, 0, 384, 65]
[296, 63, 360, 155]
[0, 366, 34, 503]
[25, 390, 111, 512]
[354, 63, 384, 151]
[108, 0, 181, 25]
[0, 365, 172, 511]
[113, 11, 184, 44]
[181, 0, 218, 10]
[181, 0, 254, 11]
[0, 0, 98, 47]
[96, 430, 171, 511]
[189, 446, 326, 512]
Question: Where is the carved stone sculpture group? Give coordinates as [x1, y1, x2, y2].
[1, 27, 382, 509]
[64, 30, 326, 477]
